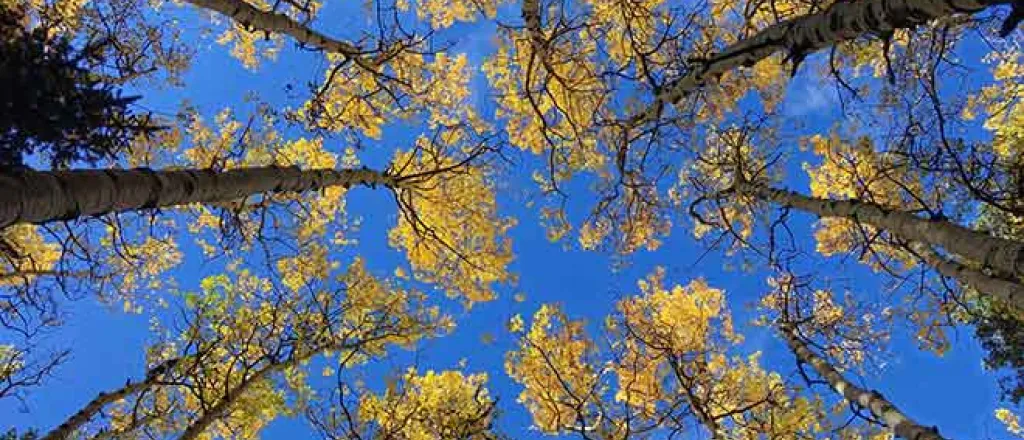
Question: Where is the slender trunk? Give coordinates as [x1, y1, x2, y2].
[174, 333, 385, 440]
[42, 355, 290, 440]
[0, 269, 91, 282]
[175, 364, 279, 440]
[89, 412, 165, 440]
[174, 340, 351, 440]
[40, 382, 153, 440]
[0, 270, 59, 282]
[0, 166, 398, 229]
[629, 0, 1013, 125]
[909, 242, 1024, 307]
[41, 359, 180, 440]
[779, 324, 946, 440]
[183, 0, 369, 61]
[668, 357, 726, 440]
[744, 184, 1024, 309]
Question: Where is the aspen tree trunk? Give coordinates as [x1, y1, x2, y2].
[630, 0, 1015, 124]
[175, 365, 279, 440]
[40, 381, 154, 440]
[183, 0, 370, 60]
[779, 324, 947, 440]
[0, 270, 60, 282]
[175, 340, 360, 440]
[909, 242, 1024, 307]
[743, 184, 1024, 309]
[41, 359, 180, 440]
[668, 357, 727, 440]
[685, 388, 727, 440]
[0, 166, 398, 229]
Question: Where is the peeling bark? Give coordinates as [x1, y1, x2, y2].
[744, 184, 1024, 309]
[629, 0, 1014, 125]
[780, 324, 947, 440]
[0, 166, 398, 229]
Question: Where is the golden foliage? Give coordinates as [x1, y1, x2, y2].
[358, 368, 495, 439]
[803, 132, 925, 271]
[101, 257, 452, 438]
[303, 51, 486, 138]
[388, 145, 514, 304]
[997, 408, 1024, 438]
[617, 268, 738, 353]
[0, 225, 61, 287]
[505, 304, 600, 433]
[507, 271, 825, 437]
[964, 47, 1024, 161]
[405, 0, 505, 28]
[100, 224, 183, 310]
[483, 33, 606, 177]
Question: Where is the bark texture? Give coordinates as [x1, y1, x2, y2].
[910, 242, 1024, 308]
[41, 359, 179, 440]
[40, 382, 152, 440]
[630, 0, 1014, 124]
[668, 357, 726, 440]
[175, 341, 355, 440]
[745, 184, 1024, 309]
[184, 0, 373, 61]
[780, 324, 947, 440]
[175, 365, 278, 440]
[0, 166, 397, 229]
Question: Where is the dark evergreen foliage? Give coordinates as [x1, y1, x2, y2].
[976, 306, 1024, 405]
[0, 3, 156, 169]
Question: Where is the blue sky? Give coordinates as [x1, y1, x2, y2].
[1, 1, 1020, 439]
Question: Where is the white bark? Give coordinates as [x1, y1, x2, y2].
[41, 384, 154, 440]
[0, 166, 397, 229]
[910, 242, 1024, 308]
[175, 364, 279, 440]
[780, 324, 946, 440]
[41, 359, 180, 440]
[175, 338, 369, 440]
[184, 0, 377, 63]
[629, 0, 1013, 125]
[745, 184, 1024, 309]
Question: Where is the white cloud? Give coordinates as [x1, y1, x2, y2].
[783, 76, 838, 117]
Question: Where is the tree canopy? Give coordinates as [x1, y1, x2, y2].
[0, 0, 1022, 438]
